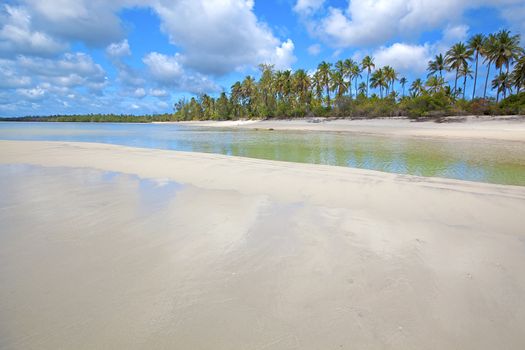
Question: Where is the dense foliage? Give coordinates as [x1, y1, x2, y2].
[172, 29, 525, 120]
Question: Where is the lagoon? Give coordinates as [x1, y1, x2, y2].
[1, 121, 524, 186]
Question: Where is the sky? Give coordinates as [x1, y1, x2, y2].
[1, 0, 524, 117]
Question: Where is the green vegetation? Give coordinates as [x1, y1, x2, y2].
[173, 29, 525, 121]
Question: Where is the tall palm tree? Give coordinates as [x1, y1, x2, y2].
[351, 63, 362, 98]
[511, 54, 525, 94]
[230, 81, 243, 117]
[361, 55, 375, 98]
[493, 30, 523, 76]
[343, 59, 356, 98]
[427, 54, 446, 78]
[445, 42, 473, 97]
[483, 34, 498, 99]
[410, 78, 425, 97]
[317, 61, 333, 107]
[399, 77, 407, 97]
[492, 72, 511, 102]
[468, 34, 485, 99]
[241, 76, 256, 114]
[370, 68, 387, 98]
[330, 70, 349, 99]
[293, 69, 311, 106]
[459, 64, 473, 99]
[311, 71, 324, 103]
[492, 30, 523, 97]
[383, 66, 398, 95]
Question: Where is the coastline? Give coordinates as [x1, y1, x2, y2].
[167, 116, 525, 142]
[2, 140, 525, 349]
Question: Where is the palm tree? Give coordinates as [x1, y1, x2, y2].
[427, 54, 446, 78]
[468, 34, 485, 99]
[459, 64, 473, 99]
[293, 69, 311, 106]
[311, 71, 324, 103]
[317, 61, 333, 107]
[241, 76, 256, 114]
[492, 72, 511, 102]
[492, 30, 523, 97]
[383, 66, 397, 95]
[445, 42, 473, 97]
[426, 76, 445, 94]
[361, 56, 375, 97]
[330, 70, 349, 99]
[399, 77, 407, 97]
[483, 34, 498, 99]
[493, 30, 523, 75]
[410, 78, 425, 97]
[511, 54, 525, 94]
[358, 82, 367, 96]
[351, 63, 362, 98]
[343, 59, 356, 98]
[370, 68, 388, 98]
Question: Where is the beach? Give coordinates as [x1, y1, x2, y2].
[1, 139, 525, 349]
[175, 116, 525, 142]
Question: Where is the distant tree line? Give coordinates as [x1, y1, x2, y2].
[0, 114, 174, 123]
[173, 29, 525, 120]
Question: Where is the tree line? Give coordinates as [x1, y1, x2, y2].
[174, 29, 525, 120]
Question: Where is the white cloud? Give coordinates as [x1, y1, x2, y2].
[143, 51, 219, 94]
[133, 87, 146, 98]
[296, 0, 525, 48]
[16, 53, 106, 90]
[294, 0, 326, 16]
[307, 43, 321, 56]
[152, 0, 296, 75]
[150, 88, 168, 97]
[373, 43, 432, 75]
[0, 5, 65, 56]
[143, 52, 184, 83]
[106, 39, 131, 58]
[17, 86, 46, 100]
[19, 0, 130, 47]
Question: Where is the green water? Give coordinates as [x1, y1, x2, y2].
[1, 122, 524, 186]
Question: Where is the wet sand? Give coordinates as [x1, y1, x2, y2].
[1, 140, 525, 349]
[176, 116, 525, 142]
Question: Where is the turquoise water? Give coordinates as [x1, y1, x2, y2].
[1, 122, 524, 186]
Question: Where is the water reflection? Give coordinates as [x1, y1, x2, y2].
[1, 122, 524, 186]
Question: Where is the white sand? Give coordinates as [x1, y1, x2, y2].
[1, 140, 525, 349]
[178, 117, 525, 142]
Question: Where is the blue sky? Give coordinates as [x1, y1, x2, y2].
[1, 0, 524, 117]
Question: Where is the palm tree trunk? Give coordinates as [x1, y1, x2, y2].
[463, 74, 467, 100]
[366, 71, 370, 98]
[326, 85, 331, 108]
[453, 68, 459, 97]
[472, 52, 479, 100]
[355, 77, 358, 98]
[483, 62, 491, 99]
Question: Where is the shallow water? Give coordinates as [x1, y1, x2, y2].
[1, 122, 524, 185]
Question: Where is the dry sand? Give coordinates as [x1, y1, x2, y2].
[176, 116, 525, 142]
[1, 140, 525, 349]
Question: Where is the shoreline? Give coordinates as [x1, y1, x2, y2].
[166, 116, 525, 142]
[1, 140, 524, 200]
